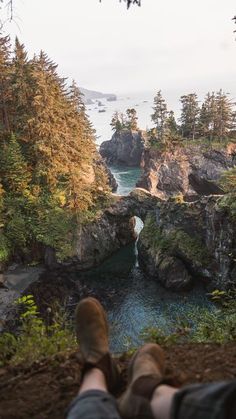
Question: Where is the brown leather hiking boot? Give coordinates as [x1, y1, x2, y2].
[119, 343, 165, 419]
[75, 297, 120, 392]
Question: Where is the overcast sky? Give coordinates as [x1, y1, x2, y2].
[4, 0, 236, 98]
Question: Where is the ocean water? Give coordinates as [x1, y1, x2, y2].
[77, 246, 214, 353]
[110, 166, 141, 196]
[87, 93, 154, 146]
[73, 98, 214, 352]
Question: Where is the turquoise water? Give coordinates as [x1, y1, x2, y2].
[75, 165, 213, 352]
[109, 166, 141, 195]
[77, 243, 213, 353]
[87, 94, 154, 146]
[76, 102, 214, 352]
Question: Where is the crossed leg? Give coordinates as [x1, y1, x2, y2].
[67, 297, 236, 419]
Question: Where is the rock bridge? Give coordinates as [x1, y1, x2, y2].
[105, 188, 161, 222]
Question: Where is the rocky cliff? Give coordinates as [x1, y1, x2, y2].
[44, 188, 235, 291]
[44, 203, 136, 271]
[100, 129, 146, 166]
[96, 157, 118, 192]
[138, 194, 236, 291]
[137, 142, 236, 199]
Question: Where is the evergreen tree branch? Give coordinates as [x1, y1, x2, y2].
[99, 0, 141, 9]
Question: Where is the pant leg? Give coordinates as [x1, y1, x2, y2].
[171, 380, 236, 419]
[67, 390, 121, 419]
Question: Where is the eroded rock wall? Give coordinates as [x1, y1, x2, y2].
[137, 142, 236, 199]
[45, 211, 136, 271]
[100, 129, 146, 167]
[138, 195, 236, 290]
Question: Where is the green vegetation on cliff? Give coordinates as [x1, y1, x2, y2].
[218, 193, 236, 219]
[140, 214, 210, 266]
[0, 295, 76, 367]
[0, 36, 110, 265]
[218, 167, 236, 218]
[1, 291, 235, 368]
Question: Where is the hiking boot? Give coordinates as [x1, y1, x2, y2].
[75, 297, 120, 392]
[119, 343, 165, 419]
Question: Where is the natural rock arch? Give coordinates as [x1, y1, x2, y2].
[104, 188, 162, 223]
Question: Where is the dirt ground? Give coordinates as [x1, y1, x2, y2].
[0, 343, 236, 419]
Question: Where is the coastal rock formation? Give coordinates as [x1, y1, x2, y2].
[137, 142, 236, 199]
[100, 129, 146, 166]
[45, 209, 136, 271]
[44, 188, 159, 272]
[44, 188, 236, 291]
[95, 157, 118, 192]
[80, 87, 117, 104]
[105, 188, 161, 221]
[138, 195, 236, 290]
[103, 163, 118, 192]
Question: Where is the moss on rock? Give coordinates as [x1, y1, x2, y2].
[140, 215, 210, 268]
[140, 215, 210, 276]
[218, 193, 236, 219]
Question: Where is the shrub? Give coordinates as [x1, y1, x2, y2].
[218, 193, 236, 219]
[220, 167, 236, 192]
[0, 232, 11, 263]
[0, 295, 77, 367]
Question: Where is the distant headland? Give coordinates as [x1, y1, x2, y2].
[80, 87, 117, 104]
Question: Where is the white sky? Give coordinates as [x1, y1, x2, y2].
[4, 0, 236, 98]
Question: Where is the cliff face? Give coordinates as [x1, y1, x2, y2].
[138, 195, 236, 291]
[96, 157, 118, 192]
[100, 129, 146, 167]
[44, 188, 235, 290]
[45, 209, 136, 271]
[137, 142, 236, 199]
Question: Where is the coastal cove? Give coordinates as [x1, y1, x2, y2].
[72, 165, 214, 352]
[0, 5, 236, 417]
[0, 165, 215, 352]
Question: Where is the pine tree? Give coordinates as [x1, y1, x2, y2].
[199, 92, 216, 140]
[125, 108, 138, 130]
[180, 93, 199, 140]
[66, 80, 96, 210]
[68, 79, 96, 159]
[110, 111, 123, 132]
[10, 37, 33, 137]
[0, 36, 112, 262]
[0, 134, 30, 194]
[0, 35, 12, 133]
[26, 51, 70, 184]
[214, 90, 234, 140]
[151, 90, 168, 142]
[166, 110, 178, 137]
